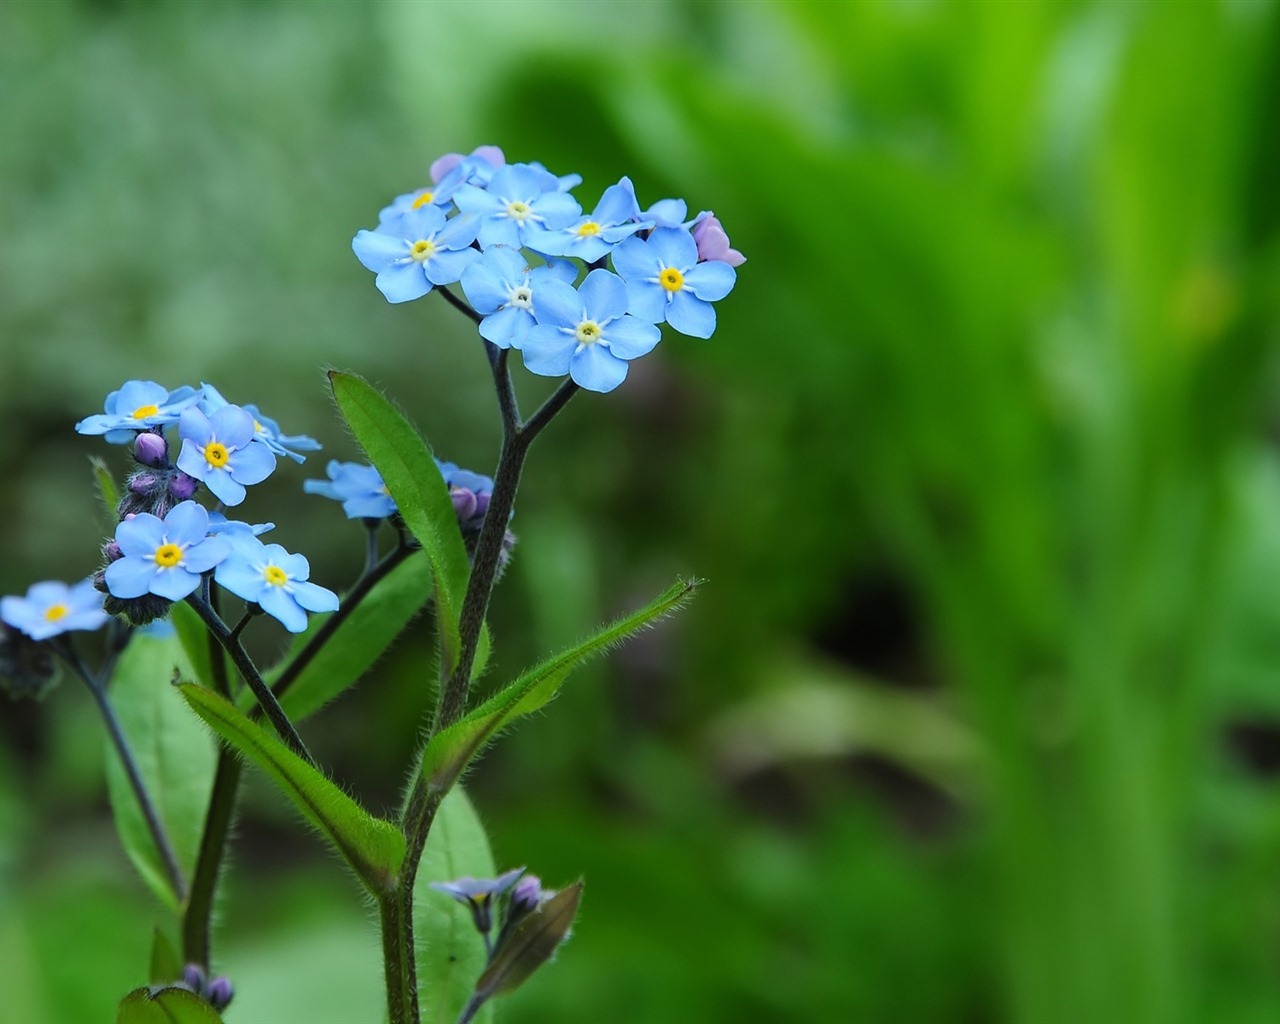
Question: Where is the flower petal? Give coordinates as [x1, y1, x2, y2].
[150, 566, 202, 602]
[578, 269, 628, 321]
[260, 588, 307, 633]
[105, 558, 156, 599]
[665, 292, 716, 339]
[352, 230, 407, 273]
[685, 261, 737, 302]
[375, 262, 433, 304]
[603, 315, 662, 359]
[570, 344, 629, 393]
[521, 326, 575, 377]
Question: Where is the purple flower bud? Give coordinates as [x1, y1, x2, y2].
[129, 473, 159, 495]
[510, 874, 543, 914]
[133, 432, 169, 467]
[102, 540, 123, 563]
[182, 963, 207, 993]
[206, 976, 234, 1012]
[473, 492, 491, 520]
[169, 471, 199, 501]
[451, 487, 478, 522]
[691, 213, 745, 267]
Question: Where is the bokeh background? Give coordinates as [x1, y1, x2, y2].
[4, 1, 1280, 1021]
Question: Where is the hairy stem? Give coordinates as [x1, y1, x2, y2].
[182, 750, 242, 969]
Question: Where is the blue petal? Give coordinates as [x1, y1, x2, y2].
[116, 380, 169, 414]
[666, 292, 716, 339]
[291, 581, 339, 614]
[476, 218, 521, 250]
[376, 262, 433, 303]
[261, 588, 307, 633]
[531, 279, 582, 329]
[537, 260, 579, 285]
[570, 344, 629, 393]
[398, 204, 449, 238]
[185, 535, 231, 574]
[648, 226, 698, 270]
[453, 184, 502, 217]
[436, 212, 479, 249]
[425, 247, 480, 286]
[579, 269, 628, 321]
[531, 191, 582, 231]
[603, 315, 662, 359]
[230, 441, 277, 486]
[205, 471, 248, 507]
[215, 560, 266, 603]
[165, 501, 210, 547]
[151, 567, 202, 602]
[610, 235, 657, 283]
[460, 262, 509, 315]
[352, 230, 407, 273]
[480, 306, 531, 349]
[624, 280, 668, 324]
[179, 407, 215, 446]
[105, 558, 157, 599]
[685, 261, 737, 301]
[521, 326, 575, 377]
[176, 439, 208, 481]
[592, 177, 641, 224]
[210, 406, 256, 449]
[116, 514, 166, 558]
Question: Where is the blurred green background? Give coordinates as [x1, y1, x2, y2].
[4, 0, 1280, 1021]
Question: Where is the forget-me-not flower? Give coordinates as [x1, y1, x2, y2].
[430, 146, 506, 187]
[376, 164, 471, 228]
[1, 580, 109, 641]
[352, 204, 480, 303]
[522, 269, 662, 393]
[303, 461, 396, 519]
[176, 406, 277, 506]
[198, 384, 321, 464]
[460, 246, 578, 350]
[207, 512, 275, 539]
[105, 502, 231, 602]
[214, 535, 338, 634]
[454, 164, 582, 250]
[612, 226, 737, 339]
[76, 380, 202, 444]
[525, 177, 650, 263]
[429, 867, 526, 936]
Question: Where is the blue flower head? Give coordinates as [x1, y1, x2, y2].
[105, 502, 232, 603]
[76, 380, 202, 444]
[460, 246, 578, 350]
[525, 177, 650, 262]
[207, 512, 275, 539]
[352, 205, 480, 303]
[303, 461, 397, 519]
[454, 163, 582, 250]
[198, 384, 322, 464]
[176, 406, 277, 506]
[1, 579, 109, 641]
[522, 268, 662, 393]
[376, 164, 471, 228]
[214, 535, 338, 634]
[612, 226, 737, 339]
[429, 867, 526, 936]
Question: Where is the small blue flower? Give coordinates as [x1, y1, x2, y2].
[1, 579, 109, 641]
[642, 196, 689, 228]
[214, 535, 339, 634]
[105, 502, 232, 602]
[207, 512, 275, 538]
[437, 459, 495, 529]
[197, 384, 321, 464]
[522, 269, 662, 393]
[303, 461, 396, 519]
[611, 226, 737, 338]
[352, 205, 480, 304]
[460, 246, 578, 350]
[429, 867, 526, 936]
[176, 406, 277, 507]
[525, 177, 650, 263]
[376, 164, 470, 228]
[454, 164, 582, 250]
[76, 380, 202, 444]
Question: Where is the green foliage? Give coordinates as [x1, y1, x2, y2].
[177, 683, 405, 895]
[148, 928, 182, 987]
[170, 602, 215, 694]
[473, 883, 582, 1005]
[329, 371, 472, 678]
[116, 986, 222, 1024]
[105, 632, 217, 910]
[415, 788, 496, 1024]
[92, 456, 120, 527]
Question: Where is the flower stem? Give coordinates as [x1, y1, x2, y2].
[182, 749, 242, 969]
[380, 890, 417, 1024]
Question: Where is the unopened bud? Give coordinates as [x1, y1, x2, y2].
[451, 487, 478, 522]
[133, 432, 168, 467]
[206, 976, 234, 1012]
[129, 473, 159, 495]
[182, 964, 207, 993]
[169, 471, 199, 501]
[102, 540, 123, 563]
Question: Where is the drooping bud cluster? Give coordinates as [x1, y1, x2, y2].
[175, 963, 234, 1014]
[352, 145, 743, 393]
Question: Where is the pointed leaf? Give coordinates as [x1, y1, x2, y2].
[105, 631, 217, 910]
[473, 882, 583, 1003]
[92, 455, 120, 525]
[116, 986, 222, 1024]
[415, 787, 495, 1024]
[265, 550, 433, 721]
[148, 927, 183, 986]
[177, 683, 405, 894]
[328, 371, 471, 676]
[419, 578, 699, 797]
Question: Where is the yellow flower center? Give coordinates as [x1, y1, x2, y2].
[132, 404, 160, 420]
[659, 267, 684, 292]
[263, 565, 288, 587]
[44, 603, 68, 623]
[506, 200, 532, 221]
[411, 190, 436, 209]
[205, 442, 230, 468]
[575, 221, 601, 238]
[154, 543, 183, 568]
[574, 320, 602, 345]
[410, 239, 435, 262]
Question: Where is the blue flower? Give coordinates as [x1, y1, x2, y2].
[429, 867, 526, 936]
[207, 512, 275, 538]
[352, 205, 480, 303]
[376, 164, 471, 228]
[105, 502, 231, 602]
[198, 384, 322, 464]
[525, 177, 650, 262]
[522, 269, 662, 393]
[176, 406, 277, 506]
[76, 380, 202, 444]
[303, 461, 396, 519]
[642, 196, 689, 228]
[1, 579, 109, 641]
[214, 535, 339, 633]
[454, 164, 582, 250]
[460, 246, 578, 349]
[611, 226, 737, 338]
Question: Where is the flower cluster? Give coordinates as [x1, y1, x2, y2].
[352, 145, 744, 393]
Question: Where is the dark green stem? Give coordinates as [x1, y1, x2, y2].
[380, 891, 416, 1024]
[182, 750, 242, 969]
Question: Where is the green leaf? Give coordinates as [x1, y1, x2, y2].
[105, 632, 217, 910]
[170, 602, 215, 693]
[177, 683, 405, 895]
[148, 927, 183, 986]
[116, 986, 223, 1024]
[92, 455, 120, 525]
[473, 882, 583, 1002]
[415, 787, 496, 1024]
[418, 578, 700, 797]
[266, 550, 433, 721]
[328, 371, 471, 677]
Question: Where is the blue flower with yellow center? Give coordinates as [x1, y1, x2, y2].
[612, 226, 737, 338]
[76, 380, 201, 444]
[521, 269, 662, 393]
[1, 579, 109, 641]
[375, 164, 471, 228]
[176, 406, 277, 507]
[454, 163, 582, 250]
[214, 535, 339, 633]
[352, 205, 480, 303]
[197, 384, 321, 464]
[524, 177, 650, 263]
[460, 246, 578, 350]
[105, 501, 232, 602]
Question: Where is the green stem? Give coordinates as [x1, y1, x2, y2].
[380, 891, 416, 1024]
[181, 750, 242, 969]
